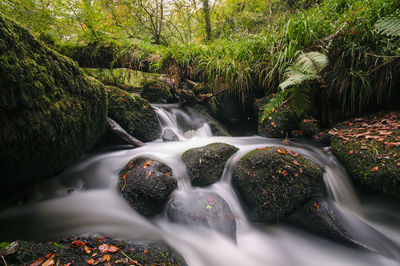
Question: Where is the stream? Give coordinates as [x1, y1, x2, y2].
[1, 104, 399, 266]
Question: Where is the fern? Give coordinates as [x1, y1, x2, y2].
[279, 51, 328, 90]
[375, 16, 400, 38]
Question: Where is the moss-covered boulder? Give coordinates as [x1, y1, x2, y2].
[166, 191, 236, 240]
[107, 86, 161, 142]
[0, 15, 107, 197]
[141, 80, 174, 103]
[4, 236, 186, 265]
[327, 112, 400, 199]
[119, 158, 177, 217]
[192, 105, 231, 136]
[182, 143, 239, 186]
[257, 93, 299, 138]
[232, 147, 323, 222]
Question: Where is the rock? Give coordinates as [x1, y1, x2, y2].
[162, 129, 179, 142]
[192, 105, 231, 136]
[119, 158, 177, 217]
[5, 236, 187, 265]
[0, 14, 107, 197]
[166, 191, 236, 240]
[104, 117, 144, 147]
[141, 80, 174, 103]
[328, 112, 400, 199]
[232, 147, 323, 222]
[299, 118, 320, 138]
[257, 93, 299, 138]
[107, 86, 161, 142]
[182, 143, 239, 186]
[288, 197, 400, 259]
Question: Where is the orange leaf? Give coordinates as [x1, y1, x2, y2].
[92, 253, 98, 257]
[314, 202, 321, 211]
[143, 160, 152, 168]
[143, 249, 148, 254]
[87, 258, 101, 265]
[42, 258, 55, 266]
[98, 243, 110, 253]
[71, 240, 86, 247]
[166, 172, 171, 176]
[371, 166, 379, 172]
[30, 258, 43, 266]
[347, 150, 354, 155]
[45, 252, 54, 259]
[292, 160, 300, 166]
[102, 254, 111, 262]
[109, 245, 120, 253]
[281, 170, 288, 176]
[276, 149, 286, 155]
[146, 171, 152, 179]
[84, 245, 91, 254]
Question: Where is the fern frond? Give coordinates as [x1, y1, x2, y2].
[279, 51, 328, 90]
[375, 17, 400, 37]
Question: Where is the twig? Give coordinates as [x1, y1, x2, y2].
[120, 250, 142, 266]
[1, 255, 7, 266]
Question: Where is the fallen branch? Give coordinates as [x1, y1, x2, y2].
[107, 118, 145, 147]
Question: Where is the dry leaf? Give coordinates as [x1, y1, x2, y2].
[30, 258, 43, 266]
[347, 150, 354, 155]
[42, 258, 54, 266]
[371, 166, 379, 172]
[108, 245, 120, 253]
[98, 243, 110, 254]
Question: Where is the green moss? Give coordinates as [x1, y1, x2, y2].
[331, 136, 400, 199]
[106, 86, 160, 142]
[0, 14, 107, 197]
[232, 147, 323, 222]
[257, 94, 299, 138]
[182, 143, 238, 186]
[140, 80, 174, 103]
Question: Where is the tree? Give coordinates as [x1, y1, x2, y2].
[202, 0, 212, 40]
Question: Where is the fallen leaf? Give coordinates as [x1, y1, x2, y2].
[45, 252, 54, 259]
[70, 240, 86, 247]
[42, 258, 55, 266]
[30, 258, 43, 266]
[166, 172, 171, 176]
[84, 245, 91, 254]
[146, 171, 152, 179]
[87, 258, 101, 265]
[98, 243, 110, 254]
[281, 170, 288, 176]
[64, 263, 73, 266]
[314, 202, 321, 211]
[371, 166, 379, 172]
[143, 160, 152, 168]
[347, 150, 354, 155]
[143, 249, 148, 254]
[292, 160, 300, 166]
[92, 253, 98, 257]
[102, 254, 111, 262]
[108, 245, 119, 253]
[276, 149, 286, 155]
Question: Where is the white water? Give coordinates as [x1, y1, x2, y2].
[0, 105, 399, 266]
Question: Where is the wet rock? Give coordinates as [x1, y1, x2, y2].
[288, 197, 400, 260]
[192, 105, 231, 136]
[328, 112, 400, 199]
[119, 158, 177, 217]
[182, 143, 239, 186]
[0, 14, 107, 197]
[141, 80, 174, 103]
[5, 236, 187, 265]
[257, 93, 299, 138]
[299, 118, 320, 138]
[107, 86, 161, 142]
[104, 117, 145, 147]
[166, 191, 236, 240]
[162, 129, 179, 142]
[232, 147, 323, 222]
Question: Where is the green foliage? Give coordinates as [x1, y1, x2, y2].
[375, 16, 400, 37]
[259, 91, 288, 123]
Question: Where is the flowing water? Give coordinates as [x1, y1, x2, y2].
[1, 105, 399, 266]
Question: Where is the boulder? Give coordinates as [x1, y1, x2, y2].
[288, 197, 400, 259]
[140, 80, 174, 103]
[107, 86, 161, 142]
[232, 147, 323, 222]
[182, 143, 239, 186]
[166, 191, 236, 240]
[257, 93, 299, 138]
[162, 129, 179, 142]
[119, 158, 177, 217]
[0, 14, 107, 197]
[4, 236, 187, 265]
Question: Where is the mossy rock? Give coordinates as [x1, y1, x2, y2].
[5, 236, 186, 265]
[192, 105, 231, 136]
[257, 93, 299, 138]
[232, 147, 323, 222]
[182, 143, 239, 186]
[0, 14, 107, 197]
[107, 86, 161, 142]
[299, 119, 320, 138]
[331, 137, 400, 199]
[140, 80, 174, 103]
[119, 158, 177, 217]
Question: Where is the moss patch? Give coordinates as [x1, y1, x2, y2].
[232, 147, 323, 222]
[141, 80, 174, 103]
[107, 86, 161, 142]
[0, 14, 107, 197]
[327, 112, 400, 199]
[182, 143, 238, 186]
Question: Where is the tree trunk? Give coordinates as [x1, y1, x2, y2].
[202, 0, 212, 41]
